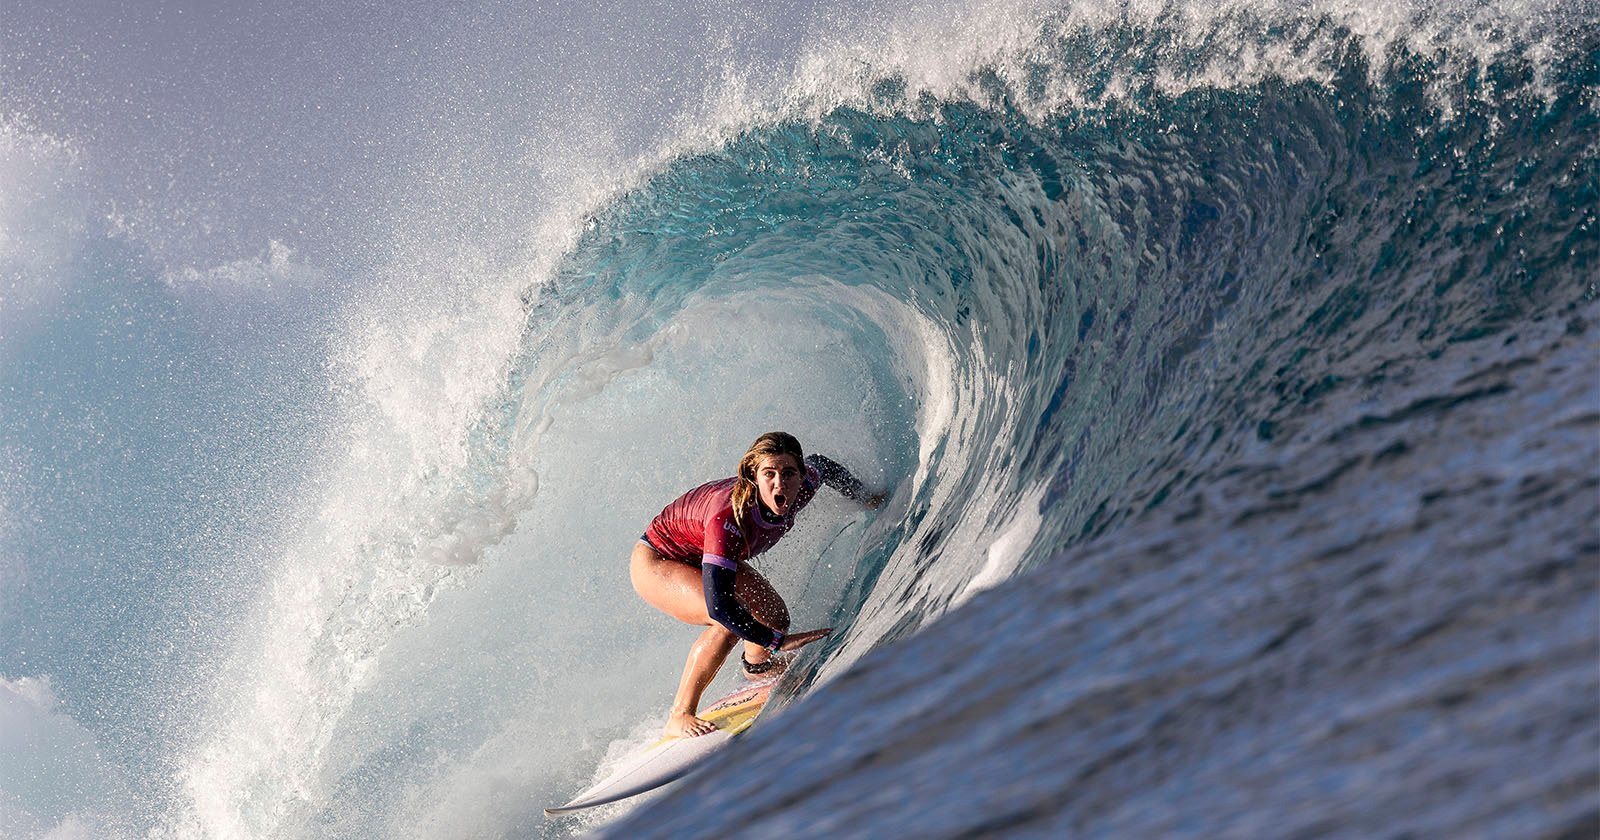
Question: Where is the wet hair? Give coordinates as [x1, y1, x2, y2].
[730, 431, 805, 541]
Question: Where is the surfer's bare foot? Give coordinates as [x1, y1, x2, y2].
[665, 712, 716, 738]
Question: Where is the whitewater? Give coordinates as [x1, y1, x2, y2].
[2, 1, 1595, 838]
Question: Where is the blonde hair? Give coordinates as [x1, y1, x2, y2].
[730, 431, 805, 542]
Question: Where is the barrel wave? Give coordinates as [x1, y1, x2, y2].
[1, 2, 1595, 839]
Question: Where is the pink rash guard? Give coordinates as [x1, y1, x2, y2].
[641, 454, 864, 649]
[643, 462, 822, 571]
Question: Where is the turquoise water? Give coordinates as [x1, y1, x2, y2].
[1, 2, 1595, 838]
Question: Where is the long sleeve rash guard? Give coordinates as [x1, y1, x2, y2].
[643, 454, 867, 646]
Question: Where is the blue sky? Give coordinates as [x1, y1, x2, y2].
[3, 0, 854, 266]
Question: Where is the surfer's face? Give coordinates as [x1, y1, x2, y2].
[755, 454, 803, 517]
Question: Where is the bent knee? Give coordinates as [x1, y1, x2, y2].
[769, 607, 791, 634]
[736, 591, 790, 633]
[748, 601, 790, 634]
[760, 595, 792, 632]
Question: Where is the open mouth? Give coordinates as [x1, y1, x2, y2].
[773, 494, 788, 508]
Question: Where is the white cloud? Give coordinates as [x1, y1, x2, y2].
[0, 121, 91, 349]
[0, 675, 136, 839]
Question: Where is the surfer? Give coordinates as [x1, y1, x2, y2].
[631, 431, 882, 738]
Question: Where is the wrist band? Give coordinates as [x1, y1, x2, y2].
[768, 630, 784, 652]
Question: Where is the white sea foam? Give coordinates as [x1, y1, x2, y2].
[653, 0, 1584, 163]
[957, 483, 1048, 605]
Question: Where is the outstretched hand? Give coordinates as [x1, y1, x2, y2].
[778, 627, 833, 652]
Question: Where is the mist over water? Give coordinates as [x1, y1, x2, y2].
[3, 1, 1595, 838]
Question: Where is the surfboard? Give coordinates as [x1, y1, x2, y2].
[545, 676, 779, 816]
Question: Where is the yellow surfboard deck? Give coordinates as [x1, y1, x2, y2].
[545, 676, 778, 816]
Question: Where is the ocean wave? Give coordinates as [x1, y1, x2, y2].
[3, 2, 1592, 837]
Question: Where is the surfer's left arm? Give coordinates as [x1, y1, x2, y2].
[804, 453, 885, 510]
[701, 561, 783, 649]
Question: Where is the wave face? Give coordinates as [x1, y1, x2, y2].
[2, 2, 1595, 839]
[537, 0, 1598, 692]
[580, 6, 1599, 836]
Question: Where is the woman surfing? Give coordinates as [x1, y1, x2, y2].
[631, 431, 882, 738]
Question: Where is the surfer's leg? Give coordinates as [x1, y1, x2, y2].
[630, 541, 712, 624]
[734, 562, 790, 672]
[667, 624, 737, 737]
[630, 542, 732, 737]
